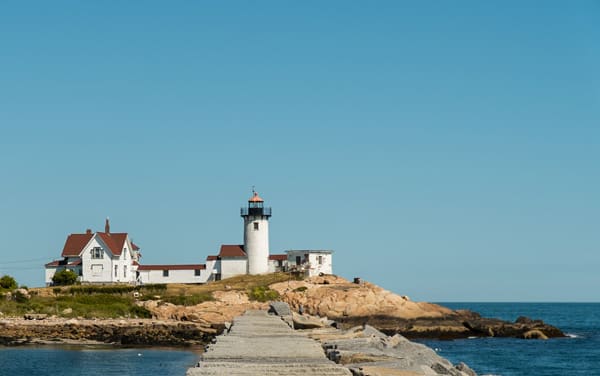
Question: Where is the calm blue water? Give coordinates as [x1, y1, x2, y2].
[0, 346, 199, 376]
[419, 303, 600, 376]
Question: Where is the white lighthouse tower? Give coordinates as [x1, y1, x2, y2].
[241, 190, 271, 274]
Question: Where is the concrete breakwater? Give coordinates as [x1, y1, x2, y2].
[188, 308, 477, 376]
[187, 310, 352, 376]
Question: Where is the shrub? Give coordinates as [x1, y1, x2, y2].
[52, 270, 78, 286]
[130, 305, 152, 318]
[248, 286, 280, 302]
[138, 284, 167, 292]
[68, 285, 136, 295]
[162, 293, 214, 306]
[0, 275, 17, 290]
[293, 286, 308, 292]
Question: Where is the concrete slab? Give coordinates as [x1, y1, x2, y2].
[187, 310, 351, 376]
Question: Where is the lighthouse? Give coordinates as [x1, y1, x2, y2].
[241, 190, 272, 274]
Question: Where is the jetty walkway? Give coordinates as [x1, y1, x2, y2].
[186, 310, 352, 376]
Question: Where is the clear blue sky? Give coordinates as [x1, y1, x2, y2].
[1, 1, 598, 301]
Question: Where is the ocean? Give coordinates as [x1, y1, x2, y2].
[0, 303, 597, 376]
[419, 303, 600, 376]
[0, 346, 199, 376]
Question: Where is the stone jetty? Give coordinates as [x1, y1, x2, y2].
[187, 310, 352, 376]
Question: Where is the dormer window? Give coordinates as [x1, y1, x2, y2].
[91, 247, 103, 259]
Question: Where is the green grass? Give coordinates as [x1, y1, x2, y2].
[161, 293, 214, 306]
[164, 272, 303, 296]
[0, 294, 151, 319]
[66, 284, 167, 296]
[5, 273, 304, 319]
[247, 286, 280, 302]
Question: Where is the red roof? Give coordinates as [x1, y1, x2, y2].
[137, 264, 205, 271]
[219, 244, 246, 258]
[206, 255, 218, 261]
[96, 232, 128, 256]
[269, 254, 287, 261]
[61, 233, 94, 257]
[60, 231, 131, 257]
[132, 242, 140, 251]
[45, 259, 82, 268]
[249, 191, 264, 202]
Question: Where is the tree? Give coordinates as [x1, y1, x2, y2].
[0, 275, 17, 290]
[52, 269, 78, 286]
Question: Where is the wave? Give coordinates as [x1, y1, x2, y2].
[565, 333, 580, 338]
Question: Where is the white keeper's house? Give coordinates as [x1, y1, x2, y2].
[45, 191, 333, 285]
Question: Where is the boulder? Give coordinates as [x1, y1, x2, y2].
[15, 289, 30, 300]
[456, 362, 477, 376]
[24, 314, 47, 320]
[431, 362, 454, 375]
[269, 301, 292, 316]
[293, 312, 325, 329]
[522, 329, 549, 340]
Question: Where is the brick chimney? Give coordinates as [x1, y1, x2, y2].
[105, 217, 110, 234]
[86, 229, 92, 235]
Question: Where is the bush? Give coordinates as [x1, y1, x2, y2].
[52, 270, 78, 286]
[68, 285, 136, 295]
[138, 284, 167, 292]
[293, 286, 308, 292]
[130, 305, 152, 318]
[162, 293, 214, 306]
[14, 290, 29, 303]
[0, 275, 17, 290]
[248, 286, 280, 302]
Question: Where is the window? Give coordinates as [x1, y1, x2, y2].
[91, 247, 103, 259]
[253, 222, 259, 230]
[163, 270, 169, 277]
[318, 256, 323, 265]
[123, 266, 127, 278]
[115, 265, 118, 278]
[194, 269, 201, 276]
[91, 264, 103, 276]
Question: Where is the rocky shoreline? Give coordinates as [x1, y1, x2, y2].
[335, 311, 563, 340]
[0, 275, 564, 347]
[0, 317, 215, 346]
[270, 275, 565, 341]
